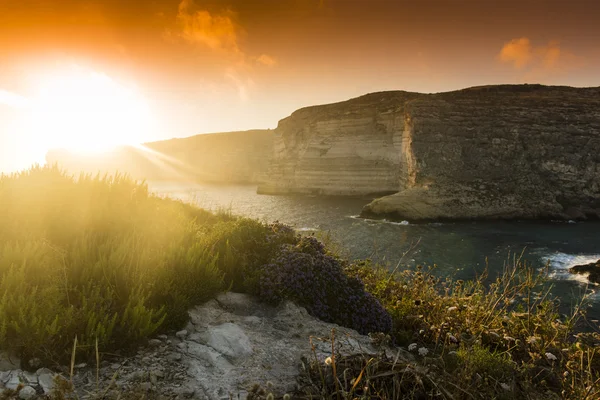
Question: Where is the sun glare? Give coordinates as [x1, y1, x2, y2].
[26, 66, 152, 153]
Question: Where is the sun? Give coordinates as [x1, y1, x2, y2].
[26, 66, 152, 153]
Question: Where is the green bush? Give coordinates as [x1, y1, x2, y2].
[0, 166, 225, 364]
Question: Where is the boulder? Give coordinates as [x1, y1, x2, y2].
[569, 260, 600, 284]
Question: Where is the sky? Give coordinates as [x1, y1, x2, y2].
[0, 0, 599, 171]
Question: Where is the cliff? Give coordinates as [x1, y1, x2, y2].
[258, 91, 422, 196]
[46, 129, 273, 184]
[258, 85, 600, 221]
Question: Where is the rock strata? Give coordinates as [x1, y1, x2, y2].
[259, 85, 600, 221]
[1, 293, 402, 400]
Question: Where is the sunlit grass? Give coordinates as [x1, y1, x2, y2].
[0, 165, 225, 365]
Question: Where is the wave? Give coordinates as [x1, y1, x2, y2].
[541, 252, 600, 286]
[348, 215, 411, 226]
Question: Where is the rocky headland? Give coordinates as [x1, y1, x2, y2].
[46, 130, 273, 184]
[259, 85, 600, 221]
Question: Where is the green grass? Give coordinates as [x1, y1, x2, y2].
[0, 165, 250, 365]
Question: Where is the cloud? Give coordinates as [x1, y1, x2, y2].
[498, 37, 585, 77]
[176, 0, 241, 55]
[172, 0, 277, 101]
[498, 37, 532, 69]
[256, 54, 277, 67]
[0, 89, 28, 108]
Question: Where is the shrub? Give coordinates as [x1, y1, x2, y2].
[201, 219, 298, 291]
[256, 236, 392, 335]
[0, 166, 225, 364]
[346, 257, 600, 399]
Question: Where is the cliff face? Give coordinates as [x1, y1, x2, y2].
[46, 130, 273, 184]
[258, 92, 423, 195]
[259, 85, 600, 221]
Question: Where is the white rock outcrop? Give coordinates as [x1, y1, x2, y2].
[1, 292, 402, 400]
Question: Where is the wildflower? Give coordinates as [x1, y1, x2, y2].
[527, 336, 539, 344]
[500, 383, 510, 391]
[408, 343, 418, 352]
[545, 352, 557, 361]
[418, 347, 429, 356]
[447, 306, 458, 312]
[324, 357, 332, 365]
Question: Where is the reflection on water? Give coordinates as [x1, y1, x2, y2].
[150, 182, 600, 318]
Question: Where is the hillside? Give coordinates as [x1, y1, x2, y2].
[46, 129, 273, 184]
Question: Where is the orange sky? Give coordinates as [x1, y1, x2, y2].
[1, 0, 599, 171]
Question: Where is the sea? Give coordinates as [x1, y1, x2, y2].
[149, 182, 600, 321]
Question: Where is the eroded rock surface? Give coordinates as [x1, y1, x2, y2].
[1, 293, 400, 400]
[569, 259, 600, 284]
[259, 85, 600, 221]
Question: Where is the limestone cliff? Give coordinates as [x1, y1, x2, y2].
[258, 92, 423, 195]
[259, 85, 600, 221]
[46, 130, 273, 184]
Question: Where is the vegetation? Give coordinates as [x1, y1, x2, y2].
[1, 165, 599, 399]
[0, 165, 386, 367]
[298, 258, 600, 399]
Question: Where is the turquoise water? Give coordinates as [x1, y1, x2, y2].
[150, 182, 600, 319]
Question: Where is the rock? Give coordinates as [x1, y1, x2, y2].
[36, 368, 55, 394]
[0, 352, 21, 371]
[5, 370, 22, 390]
[22, 292, 405, 400]
[22, 371, 37, 385]
[258, 85, 600, 221]
[176, 330, 188, 339]
[182, 293, 399, 400]
[197, 323, 253, 359]
[569, 259, 600, 284]
[157, 335, 168, 341]
[18, 386, 37, 400]
[148, 339, 162, 348]
[175, 386, 196, 398]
